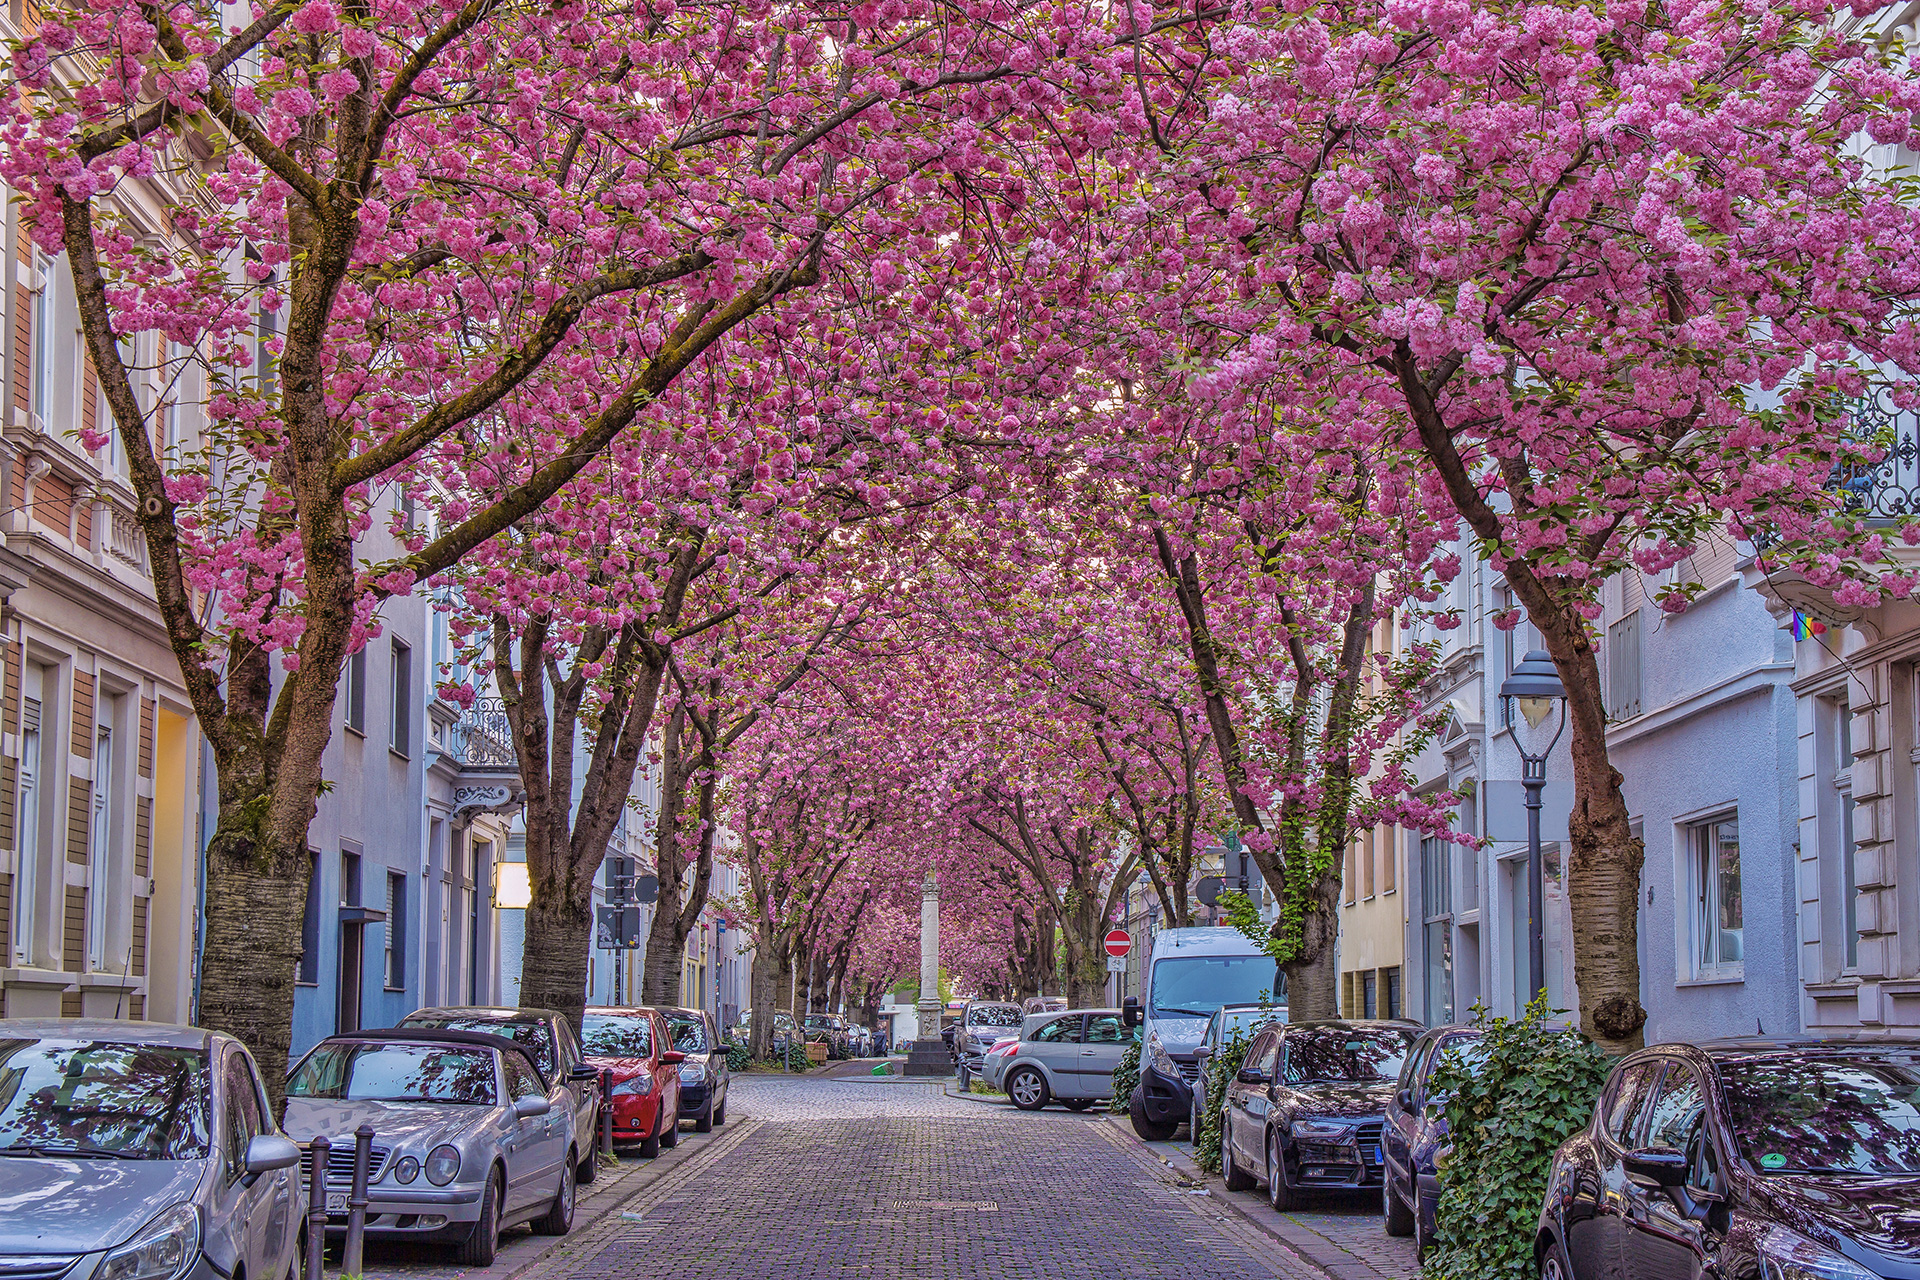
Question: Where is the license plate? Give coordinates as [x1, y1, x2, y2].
[326, 1192, 347, 1212]
[1370, 1147, 1383, 1165]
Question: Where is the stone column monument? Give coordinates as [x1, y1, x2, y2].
[905, 873, 950, 1076]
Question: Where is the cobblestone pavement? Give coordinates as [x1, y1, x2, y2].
[507, 1072, 1328, 1280]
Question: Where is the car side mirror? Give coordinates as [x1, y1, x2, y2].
[513, 1097, 552, 1120]
[1195, 1046, 1214, 1062]
[1235, 1067, 1271, 1086]
[1122, 997, 1143, 1029]
[567, 1064, 599, 1083]
[242, 1134, 301, 1186]
[1395, 1087, 1414, 1113]
[661, 1050, 686, 1065]
[1624, 1148, 1688, 1188]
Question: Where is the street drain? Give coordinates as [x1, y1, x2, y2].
[887, 1199, 999, 1212]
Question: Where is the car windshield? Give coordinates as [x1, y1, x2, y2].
[1720, 1054, 1920, 1175]
[1217, 1007, 1285, 1043]
[805, 1016, 830, 1028]
[1281, 1028, 1416, 1084]
[667, 1017, 710, 1053]
[579, 1015, 652, 1059]
[969, 1006, 1022, 1027]
[1151, 957, 1281, 1016]
[288, 1043, 497, 1105]
[0, 1038, 212, 1159]
[403, 1016, 552, 1074]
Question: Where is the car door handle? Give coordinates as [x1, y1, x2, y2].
[1080, 1049, 1097, 1056]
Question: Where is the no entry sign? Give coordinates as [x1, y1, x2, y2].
[1104, 929, 1133, 958]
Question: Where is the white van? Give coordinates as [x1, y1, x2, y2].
[1123, 926, 1285, 1140]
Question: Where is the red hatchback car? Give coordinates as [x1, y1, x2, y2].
[580, 1005, 684, 1157]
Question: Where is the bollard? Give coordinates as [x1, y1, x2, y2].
[304, 1137, 330, 1280]
[599, 1068, 614, 1157]
[343, 1125, 374, 1277]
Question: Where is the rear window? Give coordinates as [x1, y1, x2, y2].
[403, 1015, 553, 1074]
[969, 1006, 1022, 1027]
[667, 1017, 710, 1053]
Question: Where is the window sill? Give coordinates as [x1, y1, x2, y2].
[390, 748, 411, 762]
[344, 726, 366, 739]
[295, 980, 320, 989]
[1677, 973, 1744, 988]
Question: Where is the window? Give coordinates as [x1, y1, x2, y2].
[1345, 838, 1358, 906]
[1383, 967, 1402, 1020]
[1383, 827, 1397, 894]
[222, 1054, 263, 1184]
[1604, 1062, 1659, 1147]
[29, 253, 51, 424]
[390, 639, 412, 756]
[297, 855, 321, 984]
[1607, 611, 1642, 720]
[1643, 1063, 1705, 1155]
[1688, 814, 1743, 979]
[1422, 835, 1454, 1022]
[1083, 1014, 1126, 1044]
[502, 1052, 544, 1101]
[87, 716, 114, 970]
[343, 649, 366, 735]
[341, 850, 361, 908]
[1362, 827, 1375, 899]
[1032, 1016, 1082, 1043]
[12, 666, 44, 966]
[1362, 971, 1378, 1018]
[385, 870, 407, 990]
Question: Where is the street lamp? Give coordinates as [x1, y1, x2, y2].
[1498, 649, 1567, 1003]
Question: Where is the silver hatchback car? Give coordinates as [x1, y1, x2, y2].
[0, 1019, 303, 1280]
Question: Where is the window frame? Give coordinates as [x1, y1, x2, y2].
[384, 870, 407, 991]
[343, 649, 367, 736]
[1684, 811, 1744, 982]
[390, 638, 412, 758]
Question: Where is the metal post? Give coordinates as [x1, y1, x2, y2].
[1524, 761, 1547, 1004]
[343, 1125, 373, 1277]
[304, 1137, 329, 1280]
[599, 1068, 614, 1157]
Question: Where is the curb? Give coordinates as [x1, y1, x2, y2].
[1098, 1115, 1410, 1280]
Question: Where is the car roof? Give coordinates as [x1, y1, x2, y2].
[1150, 927, 1269, 958]
[657, 1007, 707, 1020]
[408, 1006, 557, 1024]
[318, 1027, 547, 1079]
[582, 1006, 659, 1017]
[1669, 1035, 1920, 1059]
[1280, 1019, 1423, 1033]
[0, 1019, 213, 1051]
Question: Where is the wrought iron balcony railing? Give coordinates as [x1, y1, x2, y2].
[447, 697, 516, 769]
[1834, 386, 1920, 520]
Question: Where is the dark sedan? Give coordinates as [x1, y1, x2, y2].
[1382, 1024, 1483, 1259]
[662, 1006, 730, 1131]
[1219, 1020, 1419, 1211]
[1538, 1036, 1920, 1280]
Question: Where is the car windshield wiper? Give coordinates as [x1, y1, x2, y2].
[1154, 1008, 1212, 1018]
[0, 1142, 145, 1159]
[1766, 1164, 1882, 1176]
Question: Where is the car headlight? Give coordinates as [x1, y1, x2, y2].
[1146, 1034, 1177, 1075]
[678, 1061, 704, 1083]
[392, 1156, 420, 1184]
[99, 1202, 199, 1280]
[1290, 1119, 1355, 1141]
[1757, 1225, 1878, 1280]
[612, 1070, 654, 1095]
[426, 1144, 462, 1186]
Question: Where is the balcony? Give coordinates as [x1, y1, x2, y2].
[437, 696, 523, 827]
[447, 697, 516, 768]
[1834, 385, 1920, 519]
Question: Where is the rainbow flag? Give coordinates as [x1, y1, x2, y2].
[1791, 611, 1828, 641]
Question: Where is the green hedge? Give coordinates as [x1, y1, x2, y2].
[1194, 1032, 1255, 1174]
[1109, 1041, 1141, 1114]
[1425, 997, 1612, 1280]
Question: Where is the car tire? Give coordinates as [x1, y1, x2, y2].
[533, 1153, 575, 1236]
[638, 1114, 662, 1159]
[1266, 1131, 1296, 1212]
[1007, 1067, 1050, 1111]
[1222, 1112, 1255, 1192]
[1384, 1176, 1415, 1237]
[1129, 1092, 1179, 1141]
[694, 1096, 714, 1133]
[660, 1113, 679, 1149]
[456, 1171, 502, 1266]
[577, 1136, 597, 1184]
[713, 1098, 727, 1125]
[1539, 1232, 1574, 1280]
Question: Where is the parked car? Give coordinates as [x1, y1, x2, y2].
[1381, 1023, 1483, 1258]
[578, 1006, 682, 1157]
[740, 1008, 802, 1053]
[283, 1027, 573, 1266]
[1537, 1035, 1920, 1280]
[1190, 1002, 1289, 1136]
[953, 1000, 1024, 1090]
[1218, 1019, 1418, 1209]
[997, 1009, 1134, 1111]
[1022, 996, 1068, 1016]
[1124, 926, 1287, 1140]
[662, 1006, 731, 1131]
[398, 1005, 601, 1184]
[803, 1013, 850, 1054]
[0, 1020, 302, 1280]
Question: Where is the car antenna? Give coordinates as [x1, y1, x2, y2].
[113, 942, 135, 1019]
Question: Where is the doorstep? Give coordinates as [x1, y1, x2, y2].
[1102, 1114, 1412, 1280]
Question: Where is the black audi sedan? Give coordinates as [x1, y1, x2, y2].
[1218, 1019, 1419, 1211]
[1537, 1036, 1920, 1280]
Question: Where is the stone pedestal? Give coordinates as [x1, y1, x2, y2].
[905, 873, 950, 1077]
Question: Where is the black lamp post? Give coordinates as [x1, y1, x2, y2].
[1498, 649, 1567, 1003]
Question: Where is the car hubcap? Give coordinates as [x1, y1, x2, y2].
[1013, 1074, 1040, 1105]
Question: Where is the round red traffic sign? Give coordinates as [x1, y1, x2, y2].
[1104, 929, 1132, 958]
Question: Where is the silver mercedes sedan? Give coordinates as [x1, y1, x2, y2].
[0, 1019, 303, 1280]
[281, 1027, 573, 1266]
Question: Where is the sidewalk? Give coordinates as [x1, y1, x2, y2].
[1101, 1114, 1417, 1280]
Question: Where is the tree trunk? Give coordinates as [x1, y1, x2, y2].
[198, 821, 310, 1113]
[749, 946, 782, 1060]
[519, 891, 595, 1028]
[1278, 875, 1341, 1018]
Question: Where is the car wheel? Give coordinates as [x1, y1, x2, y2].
[1190, 1092, 1205, 1139]
[1266, 1131, 1296, 1211]
[1539, 1233, 1575, 1280]
[456, 1170, 502, 1266]
[1222, 1112, 1255, 1192]
[1007, 1067, 1050, 1111]
[577, 1134, 598, 1184]
[1129, 1092, 1179, 1141]
[533, 1151, 575, 1236]
[712, 1098, 727, 1126]
[1384, 1174, 1415, 1237]
[638, 1112, 662, 1159]
[660, 1111, 679, 1149]
[694, 1096, 714, 1133]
